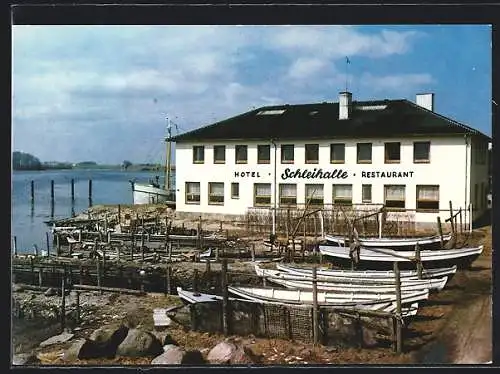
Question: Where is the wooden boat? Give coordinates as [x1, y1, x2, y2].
[324, 233, 452, 249]
[255, 265, 449, 291]
[178, 287, 419, 317]
[275, 263, 457, 280]
[318, 245, 483, 265]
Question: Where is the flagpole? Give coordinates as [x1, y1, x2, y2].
[345, 56, 350, 92]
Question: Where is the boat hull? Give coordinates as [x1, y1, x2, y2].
[132, 183, 176, 206]
[324, 233, 452, 250]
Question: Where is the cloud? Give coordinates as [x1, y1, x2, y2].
[12, 25, 431, 164]
[360, 73, 434, 92]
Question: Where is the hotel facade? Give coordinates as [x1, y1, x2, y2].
[173, 92, 490, 226]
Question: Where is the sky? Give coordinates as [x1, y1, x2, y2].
[12, 25, 491, 165]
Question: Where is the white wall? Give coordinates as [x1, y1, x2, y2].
[175, 136, 474, 223]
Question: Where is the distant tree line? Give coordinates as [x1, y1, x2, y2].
[12, 151, 43, 170]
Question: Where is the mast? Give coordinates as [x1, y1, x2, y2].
[164, 118, 172, 191]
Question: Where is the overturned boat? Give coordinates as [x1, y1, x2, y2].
[324, 233, 452, 250]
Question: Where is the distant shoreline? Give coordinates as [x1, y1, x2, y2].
[13, 165, 176, 172]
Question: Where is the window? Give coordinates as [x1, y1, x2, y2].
[305, 144, 319, 164]
[213, 145, 225, 164]
[231, 182, 239, 199]
[305, 184, 324, 207]
[332, 184, 352, 205]
[185, 182, 200, 204]
[235, 145, 247, 164]
[281, 144, 294, 163]
[385, 142, 401, 163]
[357, 143, 372, 163]
[279, 184, 297, 207]
[414, 141, 430, 163]
[193, 146, 204, 164]
[362, 184, 372, 203]
[330, 143, 345, 164]
[384, 185, 406, 209]
[257, 145, 271, 164]
[254, 183, 271, 207]
[416, 185, 439, 211]
[208, 182, 224, 205]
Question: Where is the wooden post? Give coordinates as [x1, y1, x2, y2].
[96, 257, 102, 294]
[30, 180, 35, 204]
[251, 244, 255, 262]
[75, 291, 80, 324]
[459, 208, 463, 236]
[205, 259, 211, 274]
[168, 241, 172, 262]
[141, 230, 145, 262]
[38, 267, 43, 287]
[312, 266, 319, 345]
[118, 204, 121, 224]
[88, 179, 93, 207]
[415, 243, 422, 279]
[30, 257, 35, 284]
[131, 230, 135, 262]
[221, 259, 229, 335]
[56, 234, 61, 256]
[220, 221, 223, 231]
[166, 266, 172, 295]
[193, 269, 199, 292]
[437, 216, 444, 249]
[50, 180, 55, 203]
[70, 179, 75, 202]
[215, 247, 219, 262]
[79, 264, 83, 285]
[13, 236, 17, 256]
[393, 261, 402, 354]
[449, 201, 455, 235]
[45, 232, 50, 255]
[61, 268, 66, 332]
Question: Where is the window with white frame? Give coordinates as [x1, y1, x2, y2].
[231, 182, 239, 199]
[208, 182, 224, 205]
[413, 141, 430, 163]
[235, 145, 248, 164]
[193, 146, 205, 164]
[281, 144, 294, 163]
[305, 184, 324, 207]
[330, 143, 345, 163]
[362, 184, 372, 203]
[332, 184, 352, 205]
[357, 143, 372, 163]
[384, 142, 401, 163]
[305, 144, 319, 163]
[279, 184, 297, 206]
[185, 182, 200, 204]
[416, 185, 439, 211]
[254, 183, 271, 207]
[257, 145, 271, 164]
[384, 185, 406, 209]
[213, 145, 226, 164]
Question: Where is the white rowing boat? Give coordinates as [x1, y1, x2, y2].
[275, 263, 457, 280]
[318, 245, 483, 263]
[324, 233, 452, 248]
[254, 265, 448, 291]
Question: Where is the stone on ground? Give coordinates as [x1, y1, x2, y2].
[39, 332, 74, 347]
[62, 339, 101, 361]
[207, 340, 257, 364]
[116, 328, 163, 358]
[89, 324, 129, 358]
[12, 353, 40, 365]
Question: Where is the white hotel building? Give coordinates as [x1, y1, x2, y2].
[173, 92, 490, 227]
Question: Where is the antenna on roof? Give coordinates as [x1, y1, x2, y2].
[345, 56, 350, 92]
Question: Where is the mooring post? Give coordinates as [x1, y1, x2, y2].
[437, 216, 444, 249]
[166, 265, 172, 295]
[449, 201, 455, 236]
[38, 266, 43, 287]
[56, 234, 61, 256]
[117, 204, 121, 224]
[50, 180, 55, 203]
[251, 244, 255, 262]
[88, 179, 93, 207]
[312, 266, 319, 345]
[193, 269, 199, 293]
[393, 261, 402, 354]
[459, 208, 463, 236]
[70, 178, 75, 202]
[75, 291, 80, 324]
[30, 180, 35, 204]
[45, 232, 50, 257]
[13, 236, 17, 256]
[30, 257, 35, 284]
[61, 267, 66, 332]
[221, 259, 229, 336]
[205, 259, 211, 275]
[415, 243, 422, 279]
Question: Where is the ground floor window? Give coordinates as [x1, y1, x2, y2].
[416, 185, 439, 211]
[384, 185, 405, 209]
[231, 182, 239, 199]
[332, 184, 352, 205]
[305, 184, 324, 207]
[208, 182, 224, 205]
[279, 184, 297, 207]
[254, 183, 271, 207]
[362, 184, 372, 203]
[185, 182, 200, 204]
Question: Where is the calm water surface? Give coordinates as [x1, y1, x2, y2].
[11, 169, 174, 253]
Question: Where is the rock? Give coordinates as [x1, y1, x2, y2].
[63, 339, 101, 361]
[182, 350, 205, 365]
[44, 288, 57, 297]
[116, 328, 163, 358]
[207, 341, 255, 364]
[362, 326, 378, 348]
[39, 332, 74, 347]
[89, 324, 129, 358]
[163, 334, 179, 346]
[12, 353, 40, 365]
[151, 345, 185, 365]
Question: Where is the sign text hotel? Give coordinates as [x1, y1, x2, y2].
[234, 168, 415, 179]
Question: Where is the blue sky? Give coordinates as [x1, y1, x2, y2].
[12, 25, 491, 165]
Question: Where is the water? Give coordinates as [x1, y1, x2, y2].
[11, 169, 174, 253]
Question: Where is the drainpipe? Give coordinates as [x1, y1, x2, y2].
[464, 135, 469, 231]
[271, 139, 277, 237]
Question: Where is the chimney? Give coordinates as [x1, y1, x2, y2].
[416, 93, 434, 111]
[339, 91, 352, 120]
